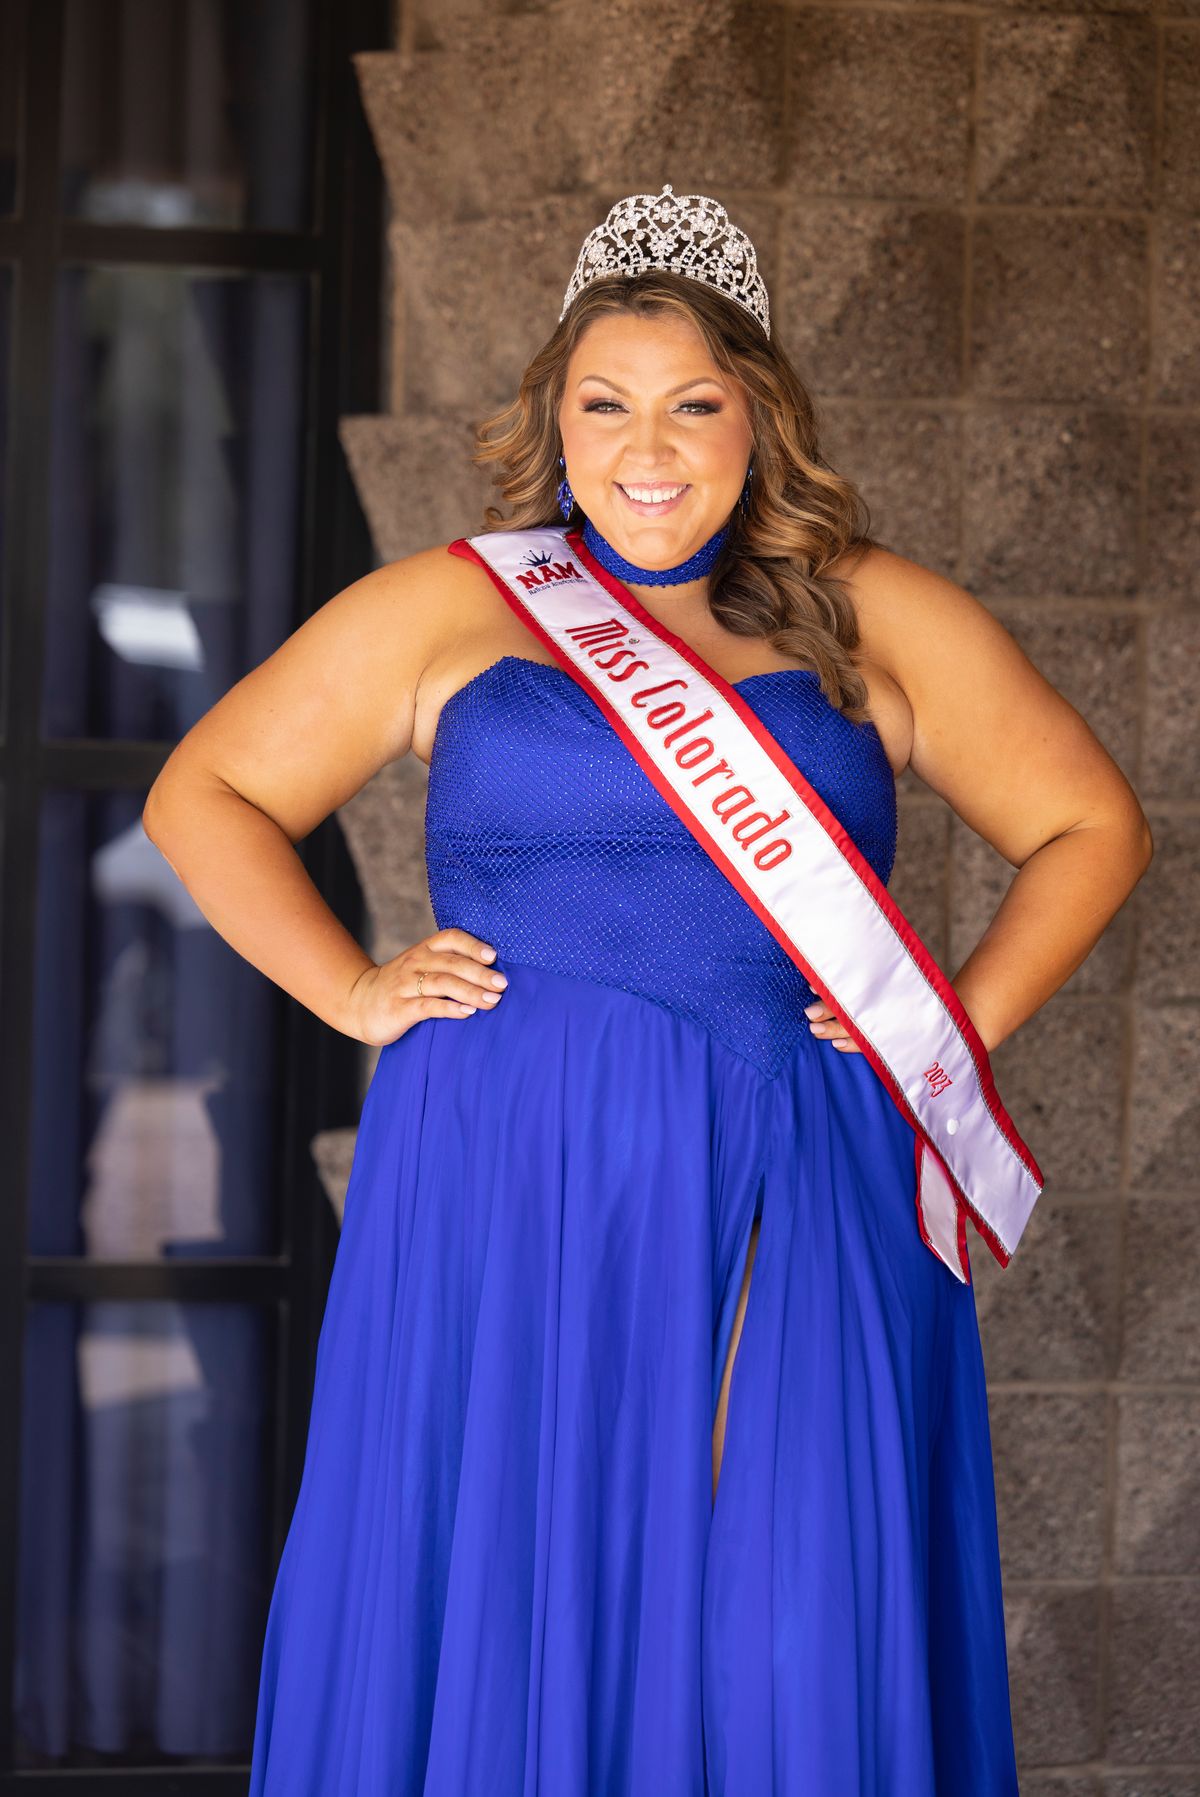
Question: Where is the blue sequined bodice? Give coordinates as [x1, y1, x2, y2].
[424, 655, 898, 1078]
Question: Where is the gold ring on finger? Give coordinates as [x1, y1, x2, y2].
[416, 970, 425, 997]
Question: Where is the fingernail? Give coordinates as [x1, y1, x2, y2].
[803, 1002, 822, 1019]
[481, 946, 496, 961]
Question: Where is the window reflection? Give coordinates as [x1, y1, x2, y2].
[31, 788, 284, 1258]
[44, 264, 308, 741]
[15, 1300, 275, 1767]
[61, 0, 315, 230]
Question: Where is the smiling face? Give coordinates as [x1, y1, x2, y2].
[556, 309, 755, 571]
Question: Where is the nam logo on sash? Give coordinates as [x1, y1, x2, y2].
[515, 548, 584, 593]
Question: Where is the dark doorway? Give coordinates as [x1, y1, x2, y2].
[0, 0, 385, 1784]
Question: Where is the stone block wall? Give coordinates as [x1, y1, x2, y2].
[333, 1, 1200, 1784]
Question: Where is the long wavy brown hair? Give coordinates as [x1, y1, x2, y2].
[470, 269, 890, 725]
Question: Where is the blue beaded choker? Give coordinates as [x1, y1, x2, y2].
[579, 515, 730, 586]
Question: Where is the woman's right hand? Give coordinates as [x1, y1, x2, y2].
[344, 928, 508, 1047]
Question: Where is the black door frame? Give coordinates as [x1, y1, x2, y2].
[0, 0, 387, 1784]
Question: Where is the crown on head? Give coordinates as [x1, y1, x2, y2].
[559, 183, 771, 339]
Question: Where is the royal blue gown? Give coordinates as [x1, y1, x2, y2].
[248, 631, 1021, 1793]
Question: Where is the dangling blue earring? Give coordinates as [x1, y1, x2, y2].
[557, 454, 576, 523]
[739, 460, 754, 517]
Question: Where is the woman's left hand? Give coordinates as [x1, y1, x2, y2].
[803, 1000, 861, 1052]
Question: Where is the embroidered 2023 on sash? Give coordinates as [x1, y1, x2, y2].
[454, 525, 1045, 1285]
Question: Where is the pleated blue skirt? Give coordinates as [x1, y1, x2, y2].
[248, 957, 1020, 1795]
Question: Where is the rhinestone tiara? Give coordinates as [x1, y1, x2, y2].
[558, 183, 771, 339]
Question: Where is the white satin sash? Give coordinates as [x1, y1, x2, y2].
[456, 524, 1045, 1284]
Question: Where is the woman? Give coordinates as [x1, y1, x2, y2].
[143, 187, 1152, 1794]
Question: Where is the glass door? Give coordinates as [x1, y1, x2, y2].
[0, 0, 385, 1781]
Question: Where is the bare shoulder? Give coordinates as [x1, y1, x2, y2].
[252, 536, 492, 765]
[823, 544, 918, 776]
[147, 539, 490, 845]
[831, 544, 1145, 865]
[833, 543, 1005, 671]
[350, 537, 491, 655]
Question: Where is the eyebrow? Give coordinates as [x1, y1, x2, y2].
[575, 374, 725, 397]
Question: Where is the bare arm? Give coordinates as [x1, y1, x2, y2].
[141, 545, 503, 1042]
[874, 551, 1151, 1052]
[809, 550, 1153, 1056]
